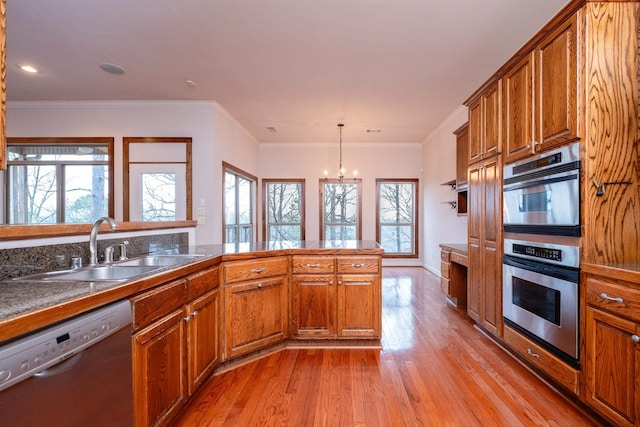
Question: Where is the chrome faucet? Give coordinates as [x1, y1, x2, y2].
[104, 241, 129, 263]
[89, 216, 118, 266]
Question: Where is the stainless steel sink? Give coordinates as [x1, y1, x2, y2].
[116, 254, 205, 267]
[12, 265, 161, 282]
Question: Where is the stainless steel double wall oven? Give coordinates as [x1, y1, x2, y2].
[502, 142, 581, 366]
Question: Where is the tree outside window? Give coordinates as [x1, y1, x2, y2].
[223, 162, 256, 243]
[376, 179, 418, 257]
[263, 179, 304, 242]
[320, 179, 362, 240]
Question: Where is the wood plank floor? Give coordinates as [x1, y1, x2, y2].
[174, 267, 604, 426]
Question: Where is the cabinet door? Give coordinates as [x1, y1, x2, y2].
[224, 276, 288, 359]
[503, 53, 534, 163]
[455, 123, 469, 189]
[187, 288, 220, 395]
[133, 309, 188, 427]
[467, 163, 482, 323]
[292, 274, 336, 338]
[483, 82, 501, 158]
[468, 98, 483, 164]
[337, 274, 381, 338]
[536, 14, 578, 151]
[584, 307, 639, 427]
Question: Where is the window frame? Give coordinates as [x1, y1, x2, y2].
[223, 161, 257, 244]
[375, 178, 419, 258]
[262, 178, 305, 242]
[319, 178, 362, 241]
[5, 137, 114, 224]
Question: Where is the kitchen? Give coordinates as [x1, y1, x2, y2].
[1, 0, 639, 426]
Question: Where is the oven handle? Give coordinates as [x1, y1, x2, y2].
[503, 255, 579, 284]
[503, 172, 578, 192]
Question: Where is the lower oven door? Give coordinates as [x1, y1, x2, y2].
[503, 255, 579, 360]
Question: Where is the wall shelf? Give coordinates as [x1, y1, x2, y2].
[441, 179, 457, 190]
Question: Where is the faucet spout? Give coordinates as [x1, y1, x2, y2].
[89, 216, 118, 266]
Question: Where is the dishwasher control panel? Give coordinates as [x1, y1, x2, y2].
[0, 300, 132, 392]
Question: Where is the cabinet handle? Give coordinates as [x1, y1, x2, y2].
[257, 282, 263, 288]
[632, 335, 639, 343]
[329, 280, 333, 286]
[527, 348, 540, 358]
[600, 293, 623, 303]
[525, 144, 531, 149]
[183, 316, 191, 322]
[306, 263, 321, 268]
[192, 311, 199, 317]
[251, 268, 266, 273]
[351, 263, 365, 268]
[338, 281, 342, 286]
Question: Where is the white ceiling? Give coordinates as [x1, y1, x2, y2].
[7, 0, 569, 143]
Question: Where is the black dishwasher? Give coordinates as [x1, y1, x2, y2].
[0, 300, 133, 427]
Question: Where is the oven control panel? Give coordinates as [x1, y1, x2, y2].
[504, 239, 579, 268]
[0, 300, 131, 392]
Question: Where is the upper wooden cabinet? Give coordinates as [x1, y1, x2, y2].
[503, 14, 579, 163]
[468, 80, 501, 165]
[454, 123, 469, 189]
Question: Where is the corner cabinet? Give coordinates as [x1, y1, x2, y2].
[292, 255, 381, 340]
[131, 266, 221, 427]
[222, 256, 289, 359]
[584, 273, 640, 427]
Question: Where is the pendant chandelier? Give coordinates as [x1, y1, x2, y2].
[324, 123, 358, 181]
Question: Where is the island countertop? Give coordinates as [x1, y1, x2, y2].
[0, 240, 383, 344]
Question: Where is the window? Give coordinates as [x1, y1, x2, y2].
[223, 162, 256, 243]
[376, 179, 418, 257]
[320, 179, 362, 240]
[4, 138, 114, 224]
[123, 137, 192, 222]
[263, 179, 305, 242]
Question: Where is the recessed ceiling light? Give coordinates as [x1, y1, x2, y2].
[18, 64, 38, 74]
[266, 126, 278, 133]
[366, 129, 382, 133]
[99, 63, 126, 75]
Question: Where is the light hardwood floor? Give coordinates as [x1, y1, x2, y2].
[174, 267, 605, 426]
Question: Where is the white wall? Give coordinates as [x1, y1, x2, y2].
[6, 101, 259, 245]
[421, 105, 469, 274]
[259, 142, 423, 266]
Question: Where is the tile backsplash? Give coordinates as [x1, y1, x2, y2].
[0, 232, 188, 280]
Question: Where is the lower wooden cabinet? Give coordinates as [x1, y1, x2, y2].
[131, 267, 221, 427]
[583, 274, 640, 427]
[224, 276, 288, 358]
[292, 255, 381, 339]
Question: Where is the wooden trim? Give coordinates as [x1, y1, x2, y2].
[123, 137, 193, 222]
[374, 178, 420, 259]
[0, 220, 196, 241]
[5, 137, 115, 221]
[261, 178, 306, 241]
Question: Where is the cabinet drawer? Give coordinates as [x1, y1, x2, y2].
[503, 326, 579, 395]
[451, 252, 468, 266]
[187, 266, 220, 300]
[440, 277, 450, 295]
[336, 256, 379, 274]
[440, 261, 450, 279]
[223, 256, 288, 284]
[585, 276, 640, 323]
[292, 255, 335, 274]
[131, 279, 187, 331]
[441, 250, 451, 262]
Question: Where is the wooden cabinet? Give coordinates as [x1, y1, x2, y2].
[468, 81, 501, 165]
[503, 14, 579, 163]
[292, 255, 381, 339]
[223, 257, 288, 359]
[467, 156, 502, 337]
[439, 246, 467, 308]
[0, 0, 5, 170]
[584, 274, 640, 427]
[454, 123, 469, 215]
[131, 266, 221, 427]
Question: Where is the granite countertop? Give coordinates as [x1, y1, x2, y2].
[0, 240, 383, 343]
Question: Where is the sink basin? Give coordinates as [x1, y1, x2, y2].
[12, 265, 160, 282]
[116, 254, 205, 267]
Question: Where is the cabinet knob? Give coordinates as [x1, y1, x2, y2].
[527, 348, 540, 358]
[192, 311, 199, 317]
[183, 316, 191, 322]
[251, 268, 266, 273]
[329, 281, 333, 286]
[337, 281, 342, 286]
[600, 293, 623, 303]
[306, 263, 321, 268]
[351, 263, 365, 268]
[632, 335, 639, 343]
[257, 283, 263, 288]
